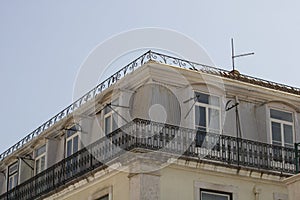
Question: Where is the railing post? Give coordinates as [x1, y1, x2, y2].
[295, 143, 299, 173]
[52, 166, 55, 189]
[237, 137, 240, 166]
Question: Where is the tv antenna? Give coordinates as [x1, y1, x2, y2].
[231, 38, 254, 71]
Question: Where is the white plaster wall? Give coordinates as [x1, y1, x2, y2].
[19, 158, 34, 184]
[0, 171, 6, 195]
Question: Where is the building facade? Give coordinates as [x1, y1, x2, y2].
[0, 51, 300, 200]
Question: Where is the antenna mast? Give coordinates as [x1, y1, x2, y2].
[231, 38, 254, 71]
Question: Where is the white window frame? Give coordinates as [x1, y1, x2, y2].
[90, 186, 113, 200]
[194, 181, 237, 200]
[104, 99, 119, 135]
[7, 162, 18, 191]
[194, 92, 221, 149]
[269, 108, 295, 148]
[96, 194, 109, 200]
[34, 144, 47, 175]
[194, 92, 221, 134]
[65, 125, 81, 158]
[200, 189, 232, 200]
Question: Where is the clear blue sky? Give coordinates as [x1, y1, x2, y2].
[0, 0, 300, 153]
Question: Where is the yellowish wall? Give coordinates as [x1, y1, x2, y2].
[160, 165, 288, 200]
[52, 171, 130, 200]
[45, 162, 289, 200]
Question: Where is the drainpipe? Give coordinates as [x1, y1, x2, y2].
[234, 96, 242, 166]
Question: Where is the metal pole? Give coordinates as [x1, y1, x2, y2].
[231, 38, 235, 71]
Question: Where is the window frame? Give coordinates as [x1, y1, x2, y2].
[194, 91, 221, 147]
[34, 144, 47, 175]
[200, 188, 232, 200]
[194, 91, 221, 133]
[65, 124, 81, 158]
[7, 161, 19, 191]
[194, 181, 237, 200]
[269, 108, 295, 148]
[96, 194, 109, 200]
[90, 186, 112, 200]
[104, 99, 119, 135]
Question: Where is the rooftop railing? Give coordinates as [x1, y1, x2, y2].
[0, 118, 297, 200]
[1, 50, 300, 161]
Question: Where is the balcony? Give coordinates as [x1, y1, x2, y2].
[0, 118, 298, 200]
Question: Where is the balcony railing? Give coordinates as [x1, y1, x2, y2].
[0, 118, 298, 200]
[2, 51, 300, 162]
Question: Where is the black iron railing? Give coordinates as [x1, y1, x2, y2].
[2, 51, 300, 162]
[0, 119, 297, 200]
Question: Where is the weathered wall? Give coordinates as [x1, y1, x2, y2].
[284, 173, 300, 200]
[160, 164, 288, 200]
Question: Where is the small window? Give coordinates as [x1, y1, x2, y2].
[270, 109, 294, 148]
[35, 145, 46, 174]
[194, 92, 221, 147]
[66, 125, 80, 157]
[200, 189, 232, 200]
[195, 92, 220, 106]
[104, 99, 119, 135]
[96, 194, 109, 200]
[8, 162, 18, 191]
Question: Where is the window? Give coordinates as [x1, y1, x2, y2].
[8, 162, 18, 191]
[104, 99, 119, 135]
[194, 92, 220, 147]
[96, 194, 109, 200]
[195, 181, 237, 200]
[90, 186, 112, 200]
[270, 109, 294, 148]
[66, 125, 80, 157]
[200, 189, 232, 200]
[35, 145, 46, 174]
[65, 125, 80, 177]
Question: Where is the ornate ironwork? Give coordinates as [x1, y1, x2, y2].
[1, 50, 300, 161]
[0, 118, 297, 200]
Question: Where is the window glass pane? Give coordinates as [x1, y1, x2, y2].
[195, 92, 209, 104]
[112, 113, 118, 131]
[209, 95, 220, 106]
[105, 115, 111, 134]
[195, 92, 219, 106]
[13, 175, 17, 188]
[270, 109, 293, 122]
[67, 140, 72, 156]
[73, 136, 79, 153]
[8, 177, 13, 190]
[104, 106, 111, 114]
[67, 129, 75, 138]
[8, 174, 18, 190]
[9, 163, 18, 174]
[201, 192, 229, 200]
[36, 145, 46, 157]
[208, 108, 220, 131]
[284, 124, 293, 144]
[271, 122, 281, 143]
[35, 159, 40, 174]
[8, 163, 18, 190]
[195, 106, 206, 128]
[40, 156, 46, 171]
